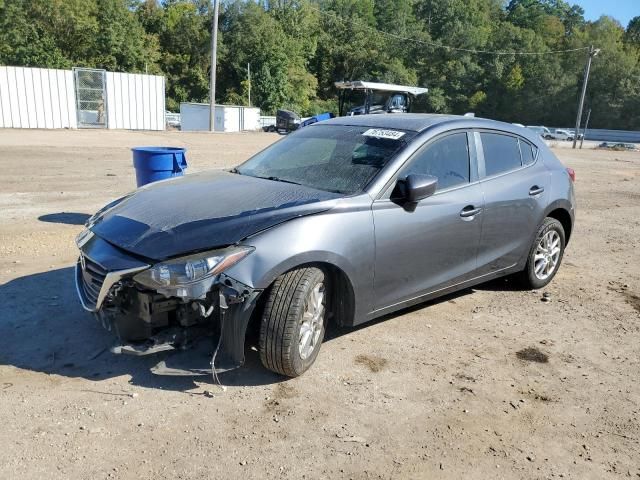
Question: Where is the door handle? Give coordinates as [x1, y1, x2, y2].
[529, 185, 545, 196]
[460, 205, 482, 218]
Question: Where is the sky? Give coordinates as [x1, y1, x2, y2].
[574, 0, 638, 27]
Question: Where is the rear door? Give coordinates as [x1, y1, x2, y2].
[475, 131, 549, 274]
[372, 131, 484, 310]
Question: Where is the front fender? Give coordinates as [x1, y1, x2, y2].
[223, 197, 375, 324]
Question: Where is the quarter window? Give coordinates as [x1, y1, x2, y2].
[519, 139, 536, 166]
[402, 132, 470, 191]
[481, 133, 522, 177]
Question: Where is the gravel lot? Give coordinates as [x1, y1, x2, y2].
[0, 129, 639, 479]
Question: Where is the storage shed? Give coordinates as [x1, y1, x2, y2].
[180, 102, 260, 132]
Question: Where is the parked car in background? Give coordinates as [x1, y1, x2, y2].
[548, 129, 583, 141]
[527, 125, 553, 139]
[165, 111, 181, 129]
[276, 109, 301, 133]
[548, 129, 572, 141]
[260, 116, 277, 132]
[565, 129, 583, 140]
[76, 114, 576, 378]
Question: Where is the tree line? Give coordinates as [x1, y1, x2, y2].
[1, 0, 639, 129]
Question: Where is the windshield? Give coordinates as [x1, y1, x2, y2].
[236, 125, 414, 194]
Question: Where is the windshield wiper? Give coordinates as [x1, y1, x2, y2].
[229, 167, 240, 174]
[256, 176, 303, 186]
[251, 175, 347, 194]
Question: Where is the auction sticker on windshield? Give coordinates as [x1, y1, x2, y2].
[362, 129, 406, 140]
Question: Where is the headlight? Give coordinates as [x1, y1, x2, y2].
[133, 246, 254, 298]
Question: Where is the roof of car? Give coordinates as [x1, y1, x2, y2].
[318, 113, 544, 146]
[321, 113, 520, 134]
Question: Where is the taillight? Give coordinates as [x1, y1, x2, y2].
[566, 167, 575, 182]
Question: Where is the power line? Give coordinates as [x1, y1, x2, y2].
[308, 4, 592, 56]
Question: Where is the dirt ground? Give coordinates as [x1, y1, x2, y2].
[0, 129, 639, 480]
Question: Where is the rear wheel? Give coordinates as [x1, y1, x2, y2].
[259, 267, 327, 377]
[519, 217, 565, 289]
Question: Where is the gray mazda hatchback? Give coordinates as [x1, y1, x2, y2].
[76, 114, 575, 377]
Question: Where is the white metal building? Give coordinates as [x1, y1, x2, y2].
[0, 65, 165, 130]
[180, 102, 260, 132]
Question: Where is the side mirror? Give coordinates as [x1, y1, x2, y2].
[401, 174, 438, 203]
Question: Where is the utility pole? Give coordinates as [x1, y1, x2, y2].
[573, 45, 599, 149]
[209, 0, 220, 132]
[247, 63, 251, 107]
[579, 108, 591, 149]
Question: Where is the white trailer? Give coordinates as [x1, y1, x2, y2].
[180, 102, 260, 132]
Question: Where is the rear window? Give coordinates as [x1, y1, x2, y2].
[481, 133, 522, 177]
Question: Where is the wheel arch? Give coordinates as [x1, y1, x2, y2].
[251, 259, 357, 328]
[241, 259, 357, 364]
[545, 205, 573, 244]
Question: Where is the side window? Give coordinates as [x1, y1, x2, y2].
[481, 133, 522, 177]
[519, 139, 536, 166]
[402, 132, 470, 191]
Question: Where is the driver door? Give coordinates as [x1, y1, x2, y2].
[372, 131, 484, 310]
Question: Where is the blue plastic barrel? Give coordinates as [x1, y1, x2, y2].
[131, 147, 188, 187]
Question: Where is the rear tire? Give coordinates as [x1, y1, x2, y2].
[259, 267, 327, 377]
[519, 217, 565, 289]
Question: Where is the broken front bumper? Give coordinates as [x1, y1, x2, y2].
[74, 233, 261, 373]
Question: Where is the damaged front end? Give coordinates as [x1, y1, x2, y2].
[74, 230, 261, 373]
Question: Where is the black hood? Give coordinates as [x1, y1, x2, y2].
[90, 170, 341, 260]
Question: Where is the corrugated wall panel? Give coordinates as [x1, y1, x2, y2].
[49, 70, 62, 129]
[15, 67, 29, 128]
[40, 69, 54, 128]
[143, 75, 151, 130]
[135, 74, 144, 130]
[23, 68, 35, 127]
[128, 74, 137, 129]
[62, 70, 77, 128]
[112, 72, 122, 129]
[105, 71, 116, 129]
[0, 67, 11, 128]
[161, 77, 166, 130]
[7, 68, 22, 128]
[119, 74, 129, 129]
[31, 68, 45, 128]
[149, 74, 157, 130]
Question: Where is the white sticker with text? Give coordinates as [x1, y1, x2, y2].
[362, 128, 406, 140]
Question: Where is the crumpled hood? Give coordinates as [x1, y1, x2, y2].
[90, 170, 341, 260]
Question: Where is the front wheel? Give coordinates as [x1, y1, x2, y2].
[259, 267, 327, 377]
[519, 217, 566, 289]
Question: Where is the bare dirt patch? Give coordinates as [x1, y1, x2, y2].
[354, 354, 388, 372]
[516, 347, 550, 363]
[622, 291, 640, 314]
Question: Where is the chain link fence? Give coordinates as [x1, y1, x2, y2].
[74, 68, 107, 128]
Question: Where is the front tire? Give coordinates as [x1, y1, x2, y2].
[519, 217, 565, 289]
[259, 267, 327, 377]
